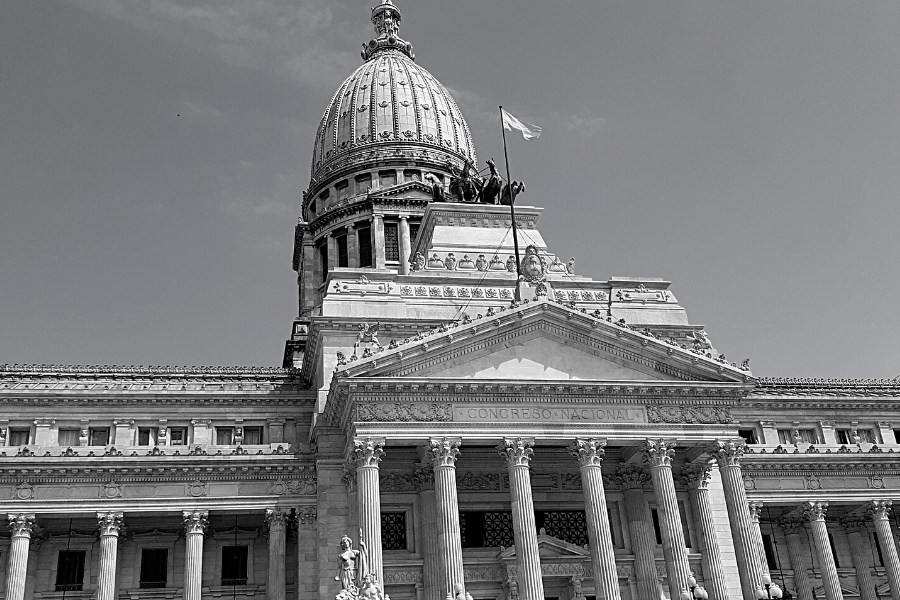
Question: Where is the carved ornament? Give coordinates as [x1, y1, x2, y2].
[456, 472, 501, 491]
[498, 438, 534, 468]
[647, 405, 733, 424]
[356, 402, 452, 422]
[97, 512, 124, 536]
[801, 501, 828, 522]
[14, 482, 34, 500]
[613, 463, 650, 490]
[868, 500, 892, 521]
[568, 438, 606, 468]
[838, 512, 867, 533]
[182, 510, 209, 535]
[379, 472, 418, 493]
[708, 439, 746, 468]
[428, 437, 461, 468]
[265, 508, 290, 530]
[642, 439, 676, 468]
[678, 462, 712, 490]
[747, 501, 763, 523]
[296, 506, 317, 529]
[8, 513, 36, 538]
[352, 437, 385, 468]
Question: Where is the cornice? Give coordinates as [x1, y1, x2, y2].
[0, 461, 314, 483]
[0, 394, 314, 405]
[751, 377, 900, 398]
[0, 364, 301, 382]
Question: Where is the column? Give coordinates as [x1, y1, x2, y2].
[568, 439, 621, 600]
[779, 514, 814, 600]
[679, 462, 729, 600]
[97, 512, 123, 600]
[708, 439, 762, 599]
[327, 232, 338, 272]
[348, 223, 360, 269]
[613, 463, 662, 600]
[802, 502, 843, 600]
[372, 215, 386, 268]
[415, 464, 442, 600]
[839, 513, 877, 600]
[399, 216, 411, 275]
[296, 507, 319, 600]
[183, 510, 209, 600]
[428, 438, 464, 597]
[643, 439, 689, 599]
[869, 500, 900, 600]
[498, 438, 544, 600]
[353, 437, 385, 585]
[266, 508, 289, 600]
[5, 514, 35, 600]
[748, 502, 770, 578]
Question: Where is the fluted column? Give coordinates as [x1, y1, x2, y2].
[708, 439, 761, 599]
[802, 502, 843, 600]
[747, 501, 770, 578]
[498, 438, 544, 600]
[614, 463, 662, 600]
[5, 514, 35, 600]
[869, 500, 900, 600]
[183, 510, 209, 600]
[296, 507, 319, 600]
[399, 216, 411, 274]
[839, 514, 877, 600]
[353, 437, 385, 585]
[266, 508, 289, 600]
[679, 462, 729, 600]
[780, 514, 814, 600]
[372, 215, 386, 268]
[428, 438, 464, 597]
[415, 464, 442, 600]
[643, 439, 689, 599]
[568, 439, 620, 600]
[97, 512, 123, 600]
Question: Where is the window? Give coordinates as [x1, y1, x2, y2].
[8, 428, 30, 446]
[89, 428, 110, 446]
[606, 507, 618, 547]
[58, 429, 80, 446]
[738, 429, 759, 444]
[403, 169, 421, 182]
[535, 511, 589, 546]
[55, 551, 86, 591]
[460, 511, 514, 548]
[335, 179, 349, 200]
[140, 549, 168, 588]
[384, 223, 399, 262]
[379, 170, 397, 188]
[221, 546, 248, 585]
[761, 534, 779, 570]
[357, 227, 372, 267]
[837, 428, 875, 444]
[355, 173, 372, 193]
[216, 427, 234, 446]
[138, 428, 158, 446]
[169, 428, 186, 446]
[777, 428, 817, 445]
[409, 223, 420, 245]
[336, 233, 348, 268]
[319, 243, 329, 282]
[894, 430, 900, 445]
[678, 501, 693, 548]
[381, 513, 407, 550]
[650, 508, 663, 544]
[243, 427, 262, 445]
[828, 533, 840, 568]
[873, 532, 885, 567]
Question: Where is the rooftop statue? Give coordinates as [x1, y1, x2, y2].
[449, 160, 484, 203]
[480, 158, 503, 205]
[424, 173, 446, 202]
[499, 181, 525, 206]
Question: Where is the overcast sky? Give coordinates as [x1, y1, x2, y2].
[1, 1, 899, 377]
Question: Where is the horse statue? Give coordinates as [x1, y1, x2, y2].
[499, 181, 525, 205]
[479, 158, 503, 204]
[448, 160, 483, 203]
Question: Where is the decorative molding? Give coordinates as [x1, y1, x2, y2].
[102, 481, 123, 499]
[357, 402, 452, 422]
[352, 437, 385, 468]
[97, 512, 124, 536]
[498, 438, 534, 468]
[14, 482, 34, 500]
[379, 472, 418, 493]
[456, 472, 501, 491]
[265, 508, 290, 529]
[802, 501, 828, 522]
[187, 480, 208, 498]
[708, 439, 746, 468]
[613, 463, 650, 490]
[182, 510, 209, 535]
[428, 437, 461, 468]
[642, 439, 676, 468]
[332, 276, 394, 296]
[296, 506, 317, 529]
[569, 438, 606, 468]
[679, 462, 712, 490]
[8, 513, 36, 538]
[647, 405, 733, 424]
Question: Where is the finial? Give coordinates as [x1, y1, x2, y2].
[362, 0, 414, 61]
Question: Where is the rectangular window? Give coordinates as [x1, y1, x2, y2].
[650, 508, 663, 545]
[8, 429, 30, 446]
[336, 233, 349, 268]
[403, 169, 421, 182]
[319, 243, 329, 282]
[89, 428, 110, 446]
[409, 223, 420, 245]
[355, 173, 372, 194]
[381, 512, 408, 550]
[58, 429, 80, 446]
[243, 427, 262, 445]
[379, 170, 396, 188]
[357, 227, 372, 267]
[838, 428, 875, 444]
[678, 501, 693, 548]
[55, 551, 86, 591]
[138, 428, 158, 446]
[384, 223, 399, 262]
[828, 533, 840, 568]
[169, 428, 186, 446]
[140, 548, 168, 588]
[335, 179, 349, 200]
[761, 534, 779, 570]
[738, 429, 759, 444]
[216, 428, 234, 445]
[221, 546, 248, 585]
[777, 428, 816, 444]
[460, 511, 514, 548]
[535, 511, 589, 547]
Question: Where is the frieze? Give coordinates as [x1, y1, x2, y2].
[356, 402, 452, 422]
[332, 276, 394, 296]
[382, 568, 423, 585]
[647, 405, 733, 425]
[456, 472, 502, 491]
[614, 284, 673, 304]
[380, 472, 419, 493]
[464, 567, 505, 582]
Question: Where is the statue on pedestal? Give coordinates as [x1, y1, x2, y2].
[335, 530, 389, 600]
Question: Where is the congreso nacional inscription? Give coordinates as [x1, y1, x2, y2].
[452, 404, 647, 424]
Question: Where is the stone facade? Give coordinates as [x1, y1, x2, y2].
[4, 3, 900, 600]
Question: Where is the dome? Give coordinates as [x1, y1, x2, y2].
[308, 1, 476, 192]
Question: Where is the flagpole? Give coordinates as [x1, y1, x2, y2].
[499, 106, 521, 276]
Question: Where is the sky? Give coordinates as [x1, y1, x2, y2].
[1, 1, 899, 377]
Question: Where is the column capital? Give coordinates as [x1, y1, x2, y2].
[801, 501, 828, 522]
[352, 437, 385, 468]
[97, 512, 123, 537]
[868, 499, 893, 521]
[7, 513, 36, 538]
[296, 506, 318, 529]
[642, 438, 676, 467]
[678, 461, 712, 490]
[428, 437, 461, 468]
[568, 438, 606, 467]
[779, 512, 807, 533]
[399, 215, 408, 221]
[707, 439, 746, 467]
[265, 508, 290, 530]
[839, 512, 868, 533]
[613, 462, 650, 490]
[497, 437, 534, 467]
[182, 510, 209, 535]
[747, 501, 764, 523]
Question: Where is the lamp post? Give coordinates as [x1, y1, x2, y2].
[680, 574, 709, 600]
[755, 573, 784, 599]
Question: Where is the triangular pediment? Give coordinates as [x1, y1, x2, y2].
[499, 532, 591, 561]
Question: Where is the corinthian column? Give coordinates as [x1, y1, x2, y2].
[643, 439, 689, 599]
[801, 502, 843, 600]
[415, 464, 442, 600]
[613, 463, 662, 600]
[869, 500, 900, 600]
[353, 437, 386, 585]
[5, 514, 35, 600]
[568, 438, 620, 600]
[183, 510, 209, 600]
[498, 438, 544, 600]
[747, 502, 770, 578]
[708, 439, 761, 599]
[266, 508, 289, 600]
[428, 438, 464, 597]
[779, 514, 814, 600]
[839, 513, 876, 600]
[679, 462, 729, 600]
[97, 512, 123, 600]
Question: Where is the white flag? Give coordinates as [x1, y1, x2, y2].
[501, 108, 542, 140]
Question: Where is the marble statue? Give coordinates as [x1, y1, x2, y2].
[335, 534, 367, 591]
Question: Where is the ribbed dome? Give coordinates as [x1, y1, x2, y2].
[309, 2, 476, 188]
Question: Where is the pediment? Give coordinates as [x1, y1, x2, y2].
[499, 532, 590, 561]
[369, 180, 433, 200]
